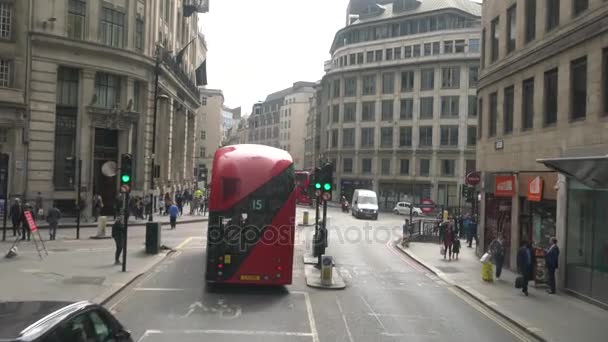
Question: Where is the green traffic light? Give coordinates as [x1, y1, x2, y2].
[324, 183, 331, 191]
[315, 183, 321, 189]
[121, 174, 131, 183]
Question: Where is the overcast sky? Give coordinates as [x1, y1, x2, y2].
[199, 0, 349, 113]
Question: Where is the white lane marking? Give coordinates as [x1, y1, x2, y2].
[138, 329, 314, 338]
[359, 295, 387, 333]
[335, 297, 355, 342]
[381, 331, 440, 337]
[133, 287, 186, 291]
[292, 291, 319, 342]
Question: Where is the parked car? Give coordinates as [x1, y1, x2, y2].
[393, 202, 423, 216]
[0, 301, 133, 342]
[351, 189, 379, 220]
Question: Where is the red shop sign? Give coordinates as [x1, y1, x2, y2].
[495, 176, 515, 197]
[528, 176, 543, 202]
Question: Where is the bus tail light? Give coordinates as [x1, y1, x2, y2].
[276, 265, 283, 271]
[217, 263, 223, 269]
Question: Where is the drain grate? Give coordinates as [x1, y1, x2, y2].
[63, 276, 105, 285]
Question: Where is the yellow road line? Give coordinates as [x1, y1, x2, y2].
[175, 236, 194, 250]
[448, 287, 532, 342]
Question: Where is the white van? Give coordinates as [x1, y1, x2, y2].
[351, 189, 379, 220]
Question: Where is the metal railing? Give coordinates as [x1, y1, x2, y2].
[160, 48, 199, 97]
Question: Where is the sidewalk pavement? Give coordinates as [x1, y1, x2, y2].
[396, 240, 608, 342]
[0, 224, 198, 305]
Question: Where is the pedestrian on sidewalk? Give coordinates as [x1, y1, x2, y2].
[93, 194, 104, 222]
[169, 203, 179, 229]
[9, 198, 22, 237]
[517, 241, 534, 296]
[176, 193, 183, 216]
[77, 195, 89, 222]
[443, 223, 455, 261]
[453, 238, 461, 260]
[46, 205, 61, 241]
[489, 235, 506, 279]
[158, 197, 165, 216]
[111, 216, 125, 265]
[545, 237, 560, 294]
[20, 203, 33, 241]
[35, 192, 43, 220]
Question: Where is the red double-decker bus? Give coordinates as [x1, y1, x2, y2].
[205, 144, 296, 285]
[295, 170, 313, 206]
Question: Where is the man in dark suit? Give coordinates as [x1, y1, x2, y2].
[545, 237, 560, 294]
[517, 241, 533, 296]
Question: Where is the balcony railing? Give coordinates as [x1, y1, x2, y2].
[160, 48, 199, 98]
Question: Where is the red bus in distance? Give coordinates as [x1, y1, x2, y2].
[295, 170, 313, 206]
[205, 144, 296, 285]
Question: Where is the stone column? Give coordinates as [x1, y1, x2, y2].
[555, 173, 568, 289]
[80, 69, 97, 198]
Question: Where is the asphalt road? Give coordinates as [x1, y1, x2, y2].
[106, 208, 537, 342]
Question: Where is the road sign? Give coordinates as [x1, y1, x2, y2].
[315, 190, 321, 197]
[322, 192, 331, 201]
[120, 184, 131, 193]
[420, 199, 434, 214]
[466, 172, 481, 186]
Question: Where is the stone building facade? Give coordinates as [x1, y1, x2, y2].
[0, 0, 207, 216]
[320, 0, 481, 210]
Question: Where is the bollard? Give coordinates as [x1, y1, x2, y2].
[303, 211, 309, 225]
[321, 255, 333, 286]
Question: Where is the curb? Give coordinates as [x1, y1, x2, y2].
[20, 218, 209, 230]
[393, 242, 547, 342]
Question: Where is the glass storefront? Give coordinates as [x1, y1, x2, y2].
[485, 194, 512, 268]
[566, 179, 608, 305]
[378, 182, 431, 210]
[520, 198, 557, 249]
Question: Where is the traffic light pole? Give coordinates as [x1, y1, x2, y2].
[148, 45, 161, 222]
[122, 191, 130, 272]
[76, 159, 82, 240]
[1, 154, 8, 242]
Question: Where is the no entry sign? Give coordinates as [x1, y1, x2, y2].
[420, 199, 435, 214]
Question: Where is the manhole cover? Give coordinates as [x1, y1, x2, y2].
[435, 266, 461, 274]
[48, 248, 69, 252]
[63, 276, 105, 285]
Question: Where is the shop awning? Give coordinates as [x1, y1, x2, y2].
[537, 155, 608, 189]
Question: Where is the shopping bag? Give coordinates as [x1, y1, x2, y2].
[440, 246, 446, 256]
[482, 262, 494, 282]
[515, 276, 524, 289]
[480, 252, 491, 263]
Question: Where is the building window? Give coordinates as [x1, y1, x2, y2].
[386, 49, 393, 61]
[401, 70, 414, 92]
[357, 53, 364, 64]
[469, 66, 479, 88]
[525, 0, 536, 43]
[345, 77, 357, 97]
[381, 100, 394, 121]
[413, 45, 420, 57]
[571, 57, 587, 121]
[441, 96, 460, 118]
[344, 103, 356, 122]
[67, 0, 86, 40]
[360, 128, 375, 148]
[362, 101, 375, 121]
[419, 159, 430, 176]
[361, 158, 372, 174]
[455, 40, 465, 53]
[440, 126, 459, 146]
[363, 75, 376, 95]
[491, 17, 499, 62]
[489, 92, 498, 136]
[333, 79, 341, 98]
[133, 81, 141, 112]
[421, 68, 434, 90]
[381, 159, 391, 175]
[544, 68, 558, 125]
[199, 147, 206, 158]
[404, 46, 412, 58]
[366, 51, 374, 63]
[465, 159, 476, 174]
[522, 78, 535, 130]
[420, 97, 434, 119]
[332, 105, 340, 123]
[0, 127, 7, 143]
[506, 5, 517, 54]
[95, 73, 121, 108]
[399, 159, 410, 175]
[101, 7, 126, 48]
[432, 42, 440, 55]
[0, 3, 11, 40]
[394, 47, 402, 59]
[467, 126, 477, 146]
[573, 0, 588, 16]
[419, 126, 433, 147]
[342, 128, 355, 148]
[468, 96, 477, 117]
[382, 73, 394, 94]
[400, 99, 413, 119]
[54, 67, 79, 189]
[201, 131, 206, 140]
[444, 41, 453, 54]
[441, 160, 455, 176]
[57, 67, 80, 107]
[468, 39, 480, 53]
[331, 129, 339, 148]
[380, 127, 393, 147]
[350, 53, 356, 65]
[424, 43, 432, 56]
[481, 28, 486, 69]
[343, 158, 353, 173]
[503, 85, 514, 134]
[376, 50, 383, 61]
[547, 0, 560, 31]
[399, 126, 412, 146]
[135, 18, 144, 51]
[478, 98, 483, 139]
[442, 67, 460, 89]
[0, 59, 10, 88]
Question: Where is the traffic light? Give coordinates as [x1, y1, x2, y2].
[120, 154, 133, 188]
[320, 163, 334, 197]
[312, 167, 322, 195]
[65, 157, 76, 184]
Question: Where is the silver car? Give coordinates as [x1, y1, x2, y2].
[393, 202, 423, 216]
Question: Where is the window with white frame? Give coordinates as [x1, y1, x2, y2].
[0, 59, 10, 87]
[0, 3, 12, 40]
